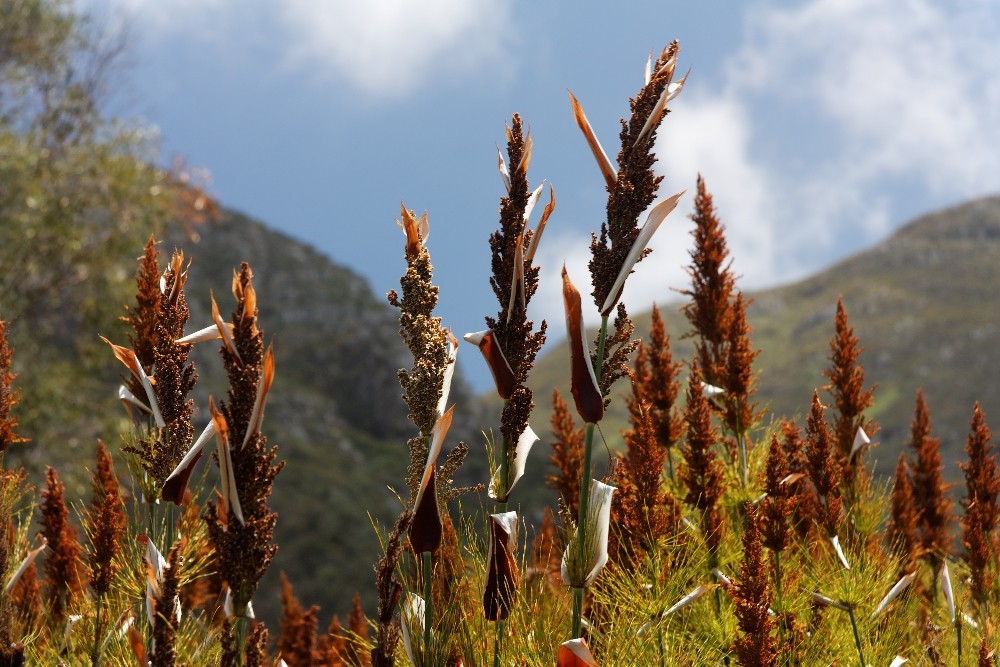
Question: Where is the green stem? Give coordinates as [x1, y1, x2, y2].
[91, 594, 103, 666]
[956, 617, 962, 667]
[571, 315, 608, 639]
[422, 551, 433, 655]
[657, 624, 666, 667]
[571, 587, 585, 639]
[666, 445, 675, 482]
[493, 620, 504, 667]
[773, 551, 784, 663]
[846, 607, 865, 667]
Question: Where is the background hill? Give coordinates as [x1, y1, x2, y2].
[526, 195, 1000, 484]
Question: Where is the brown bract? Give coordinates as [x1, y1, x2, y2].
[562, 267, 603, 424]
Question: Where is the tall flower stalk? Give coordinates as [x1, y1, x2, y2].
[202, 264, 283, 665]
[465, 114, 550, 666]
[564, 41, 686, 640]
[385, 206, 475, 665]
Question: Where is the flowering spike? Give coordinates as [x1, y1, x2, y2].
[562, 267, 603, 424]
[632, 73, 685, 148]
[568, 91, 617, 190]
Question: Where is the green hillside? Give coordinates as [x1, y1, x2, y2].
[526, 195, 1000, 482]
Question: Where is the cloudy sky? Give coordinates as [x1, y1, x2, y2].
[83, 0, 1000, 391]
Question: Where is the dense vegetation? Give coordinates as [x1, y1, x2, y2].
[0, 2, 997, 665]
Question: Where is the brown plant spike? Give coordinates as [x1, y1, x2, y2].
[481, 114, 549, 501]
[644, 305, 685, 467]
[40, 466, 86, 623]
[613, 385, 678, 565]
[760, 433, 795, 556]
[680, 362, 726, 561]
[204, 263, 284, 640]
[151, 542, 183, 667]
[804, 392, 843, 539]
[731, 504, 776, 667]
[960, 403, 1000, 609]
[588, 41, 681, 314]
[278, 572, 320, 665]
[547, 388, 585, 515]
[722, 292, 760, 440]
[0, 320, 27, 458]
[823, 297, 878, 485]
[680, 175, 736, 390]
[121, 236, 161, 381]
[908, 391, 952, 575]
[347, 592, 372, 667]
[87, 441, 126, 599]
[887, 453, 920, 568]
[371, 510, 411, 667]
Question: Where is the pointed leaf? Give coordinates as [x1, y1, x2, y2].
[525, 183, 555, 263]
[176, 323, 233, 344]
[496, 144, 511, 193]
[241, 342, 276, 449]
[600, 190, 685, 315]
[211, 292, 243, 367]
[568, 91, 616, 190]
[162, 420, 217, 505]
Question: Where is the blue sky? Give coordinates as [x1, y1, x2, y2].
[84, 0, 1000, 391]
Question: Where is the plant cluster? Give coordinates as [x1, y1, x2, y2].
[0, 39, 998, 667]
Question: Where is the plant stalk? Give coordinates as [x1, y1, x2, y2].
[846, 607, 865, 667]
[422, 550, 433, 654]
[571, 315, 608, 638]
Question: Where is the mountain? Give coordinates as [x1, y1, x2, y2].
[526, 195, 1000, 482]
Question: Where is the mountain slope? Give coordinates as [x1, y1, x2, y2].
[527, 195, 1000, 481]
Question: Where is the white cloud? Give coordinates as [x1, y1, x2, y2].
[638, 0, 1000, 301]
[280, 0, 513, 95]
[80, 0, 514, 96]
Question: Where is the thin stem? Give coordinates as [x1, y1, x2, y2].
[493, 620, 504, 667]
[846, 607, 866, 667]
[422, 551, 433, 654]
[91, 594, 103, 666]
[772, 551, 784, 662]
[956, 617, 962, 667]
[572, 587, 585, 638]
